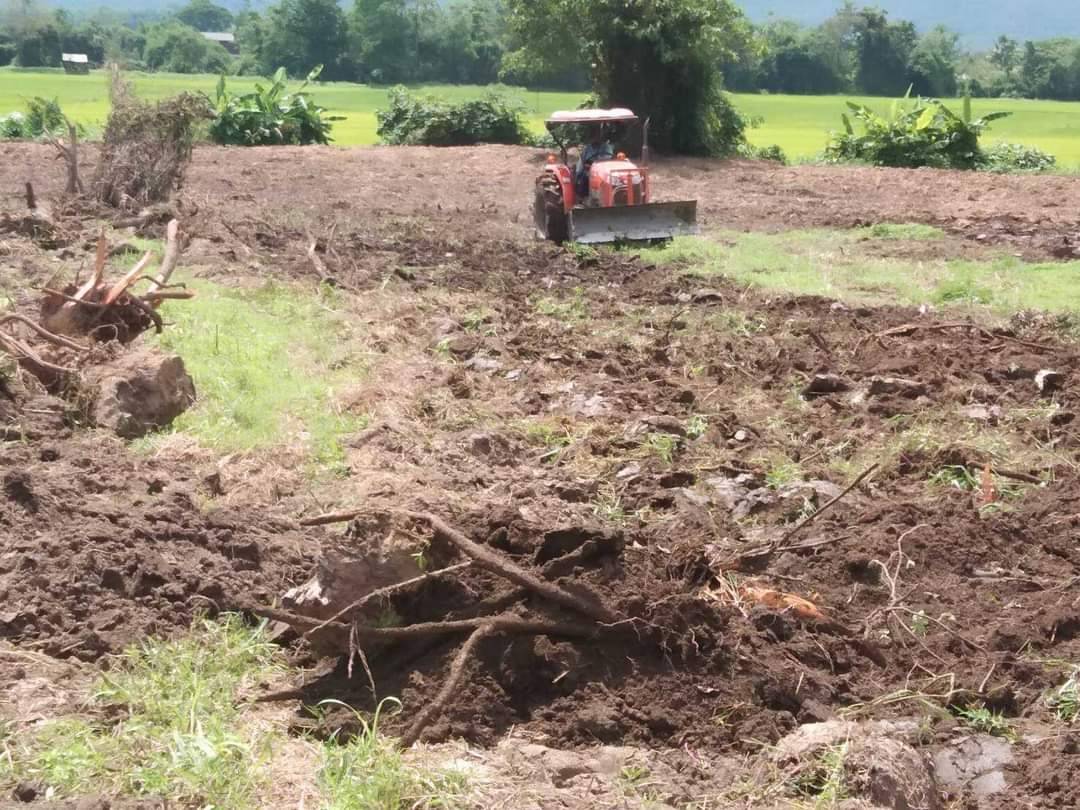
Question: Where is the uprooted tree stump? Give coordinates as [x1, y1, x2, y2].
[40, 219, 191, 344]
[258, 510, 625, 747]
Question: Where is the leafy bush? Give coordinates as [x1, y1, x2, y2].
[826, 94, 1009, 170]
[376, 87, 535, 147]
[208, 67, 339, 146]
[979, 142, 1057, 173]
[0, 97, 68, 139]
[739, 143, 788, 164]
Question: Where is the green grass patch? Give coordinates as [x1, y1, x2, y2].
[317, 699, 467, 810]
[860, 223, 945, 240]
[2, 615, 281, 807]
[642, 231, 1080, 314]
[145, 279, 368, 468]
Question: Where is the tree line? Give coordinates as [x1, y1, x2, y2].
[2, 0, 1080, 103]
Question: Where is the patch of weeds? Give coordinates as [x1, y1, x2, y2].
[461, 307, 495, 335]
[861, 223, 945, 240]
[954, 704, 1017, 740]
[521, 420, 573, 461]
[568, 242, 599, 263]
[796, 742, 849, 808]
[592, 485, 627, 525]
[619, 764, 660, 802]
[910, 610, 930, 637]
[765, 460, 802, 489]
[686, 414, 709, 439]
[932, 271, 995, 306]
[317, 698, 467, 810]
[533, 287, 589, 321]
[6, 615, 280, 807]
[709, 309, 768, 338]
[1046, 668, 1079, 724]
[929, 465, 979, 491]
[643, 432, 680, 465]
[147, 280, 369, 466]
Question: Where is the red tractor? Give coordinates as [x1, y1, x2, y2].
[533, 108, 698, 244]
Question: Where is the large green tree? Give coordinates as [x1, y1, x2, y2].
[176, 0, 234, 33]
[504, 0, 752, 155]
[143, 21, 230, 72]
[264, 0, 349, 79]
[853, 8, 916, 96]
[906, 25, 959, 97]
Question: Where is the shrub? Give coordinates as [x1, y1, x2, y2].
[979, 142, 1057, 173]
[95, 67, 214, 208]
[0, 97, 68, 140]
[208, 67, 339, 146]
[376, 87, 535, 147]
[739, 143, 787, 164]
[825, 94, 1009, 170]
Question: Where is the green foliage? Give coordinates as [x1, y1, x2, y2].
[6, 616, 280, 807]
[376, 85, 534, 146]
[0, 95, 65, 138]
[980, 142, 1057, 173]
[176, 0, 235, 33]
[263, 0, 350, 81]
[826, 93, 1011, 170]
[143, 22, 231, 74]
[954, 704, 1017, 740]
[209, 66, 338, 146]
[643, 432, 679, 465]
[1047, 668, 1080, 723]
[504, 0, 753, 156]
[929, 465, 980, 490]
[317, 699, 468, 809]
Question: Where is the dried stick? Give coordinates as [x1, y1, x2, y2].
[731, 465, 879, 566]
[103, 251, 154, 306]
[300, 509, 365, 527]
[0, 333, 75, 375]
[147, 219, 182, 294]
[403, 510, 618, 623]
[401, 624, 493, 747]
[0, 315, 88, 351]
[252, 607, 601, 648]
[93, 231, 107, 285]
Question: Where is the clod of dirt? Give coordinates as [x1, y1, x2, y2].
[804, 373, 852, 398]
[81, 348, 195, 439]
[773, 720, 942, 810]
[867, 376, 929, 398]
[933, 735, 1014, 798]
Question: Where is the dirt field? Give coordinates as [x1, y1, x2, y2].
[3, 142, 1080, 808]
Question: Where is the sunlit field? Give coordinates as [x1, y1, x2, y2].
[3, 67, 1078, 164]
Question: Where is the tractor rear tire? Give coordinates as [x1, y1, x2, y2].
[534, 177, 569, 244]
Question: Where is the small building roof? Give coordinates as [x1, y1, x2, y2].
[62, 53, 89, 63]
[201, 32, 235, 43]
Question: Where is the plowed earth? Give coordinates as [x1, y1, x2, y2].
[2, 143, 1080, 808]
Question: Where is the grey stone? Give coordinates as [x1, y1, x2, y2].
[84, 349, 195, 439]
[932, 735, 1014, 797]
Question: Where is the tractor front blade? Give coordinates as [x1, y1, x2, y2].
[569, 200, 698, 244]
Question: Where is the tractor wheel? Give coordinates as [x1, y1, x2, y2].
[534, 177, 569, 244]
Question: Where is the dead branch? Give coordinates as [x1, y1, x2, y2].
[401, 624, 493, 747]
[728, 465, 879, 567]
[300, 509, 366, 527]
[50, 122, 85, 195]
[0, 314, 88, 352]
[0, 332, 76, 376]
[147, 219, 182, 293]
[992, 467, 1045, 486]
[25, 182, 37, 212]
[252, 606, 603, 652]
[403, 510, 618, 624]
[871, 321, 1055, 353]
[103, 251, 154, 306]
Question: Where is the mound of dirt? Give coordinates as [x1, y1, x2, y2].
[0, 435, 314, 661]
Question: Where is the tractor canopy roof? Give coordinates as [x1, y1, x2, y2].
[545, 108, 638, 128]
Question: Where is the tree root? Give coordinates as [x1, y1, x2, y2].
[400, 624, 493, 747]
[402, 510, 618, 624]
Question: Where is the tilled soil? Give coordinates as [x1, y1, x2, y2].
[3, 143, 1080, 808]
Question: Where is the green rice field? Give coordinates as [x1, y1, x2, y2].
[3, 67, 1079, 165]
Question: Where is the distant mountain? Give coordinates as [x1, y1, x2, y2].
[738, 0, 1080, 46]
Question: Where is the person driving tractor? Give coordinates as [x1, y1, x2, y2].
[576, 125, 614, 197]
